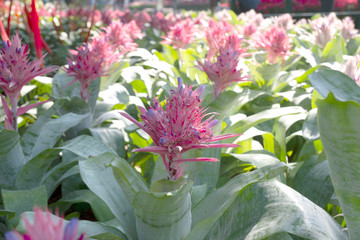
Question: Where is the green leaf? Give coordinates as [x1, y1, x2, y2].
[187, 162, 287, 240]
[100, 61, 128, 91]
[79, 153, 137, 239]
[346, 36, 360, 55]
[132, 180, 192, 240]
[224, 106, 306, 134]
[21, 112, 90, 161]
[0, 130, 25, 187]
[59, 190, 115, 222]
[88, 128, 126, 158]
[111, 153, 149, 204]
[291, 159, 333, 208]
[321, 35, 346, 63]
[205, 181, 347, 240]
[15, 149, 61, 190]
[0, 210, 15, 219]
[309, 69, 360, 104]
[2, 185, 47, 226]
[317, 93, 360, 239]
[302, 108, 320, 141]
[59, 135, 117, 158]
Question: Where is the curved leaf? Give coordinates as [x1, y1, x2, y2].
[317, 93, 360, 239]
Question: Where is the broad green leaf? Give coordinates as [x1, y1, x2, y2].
[133, 180, 192, 240]
[317, 93, 360, 239]
[291, 159, 333, 208]
[2, 185, 47, 226]
[187, 162, 287, 240]
[79, 153, 137, 239]
[302, 108, 320, 141]
[224, 106, 306, 134]
[15, 149, 61, 190]
[321, 35, 346, 63]
[100, 61, 128, 91]
[0, 130, 25, 187]
[346, 36, 360, 55]
[111, 153, 149, 204]
[59, 135, 117, 158]
[309, 69, 360, 103]
[88, 128, 126, 158]
[42, 162, 79, 198]
[205, 180, 347, 240]
[59, 190, 115, 222]
[22, 111, 90, 161]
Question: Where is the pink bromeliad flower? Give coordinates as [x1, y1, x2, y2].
[255, 26, 292, 64]
[88, 35, 119, 69]
[102, 20, 138, 55]
[198, 35, 247, 99]
[64, 45, 106, 101]
[162, 18, 196, 50]
[121, 78, 240, 180]
[5, 207, 85, 240]
[204, 19, 237, 60]
[0, 34, 58, 131]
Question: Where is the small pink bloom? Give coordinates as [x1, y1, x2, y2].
[204, 19, 236, 60]
[255, 26, 292, 64]
[121, 78, 240, 180]
[0, 34, 57, 131]
[341, 16, 358, 42]
[198, 35, 247, 99]
[151, 11, 177, 33]
[343, 55, 360, 85]
[64, 45, 106, 101]
[162, 18, 196, 50]
[5, 207, 85, 240]
[88, 35, 119, 69]
[102, 20, 138, 55]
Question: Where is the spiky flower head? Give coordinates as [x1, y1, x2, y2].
[88, 35, 119, 69]
[343, 55, 360, 85]
[121, 78, 240, 180]
[0, 33, 57, 130]
[161, 18, 196, 50]
[341, 16, 358, 42]
[255, 26, 292, 64]
[102, 20, 138, 55]
[204, 19, 236, 60]
[198, 35, 247, 99]
[5, 207, 84, 240]
[64, 45, 106, 101]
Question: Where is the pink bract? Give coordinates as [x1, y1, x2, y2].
[198, 35, 247, 99]
[5, 207, 84, 240]
[0, 33, 57, 131]
[255, 26, 292, 64]
[121, 78, 240, 180]
[64, 45, 106, 101]
[162, 18, 196, 50]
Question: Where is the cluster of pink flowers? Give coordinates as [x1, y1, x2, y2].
[151, 11, 178, 33]
[5, 208, 84, 240]
[255, 26, 292, 64]
[162, 18, 196, 50]
[198, 35, 247, 99]
[203, 19, 237, 60]
[0, 34, 57, 131]
[121, 78, 240, 180]
[65, 17, 144, 101]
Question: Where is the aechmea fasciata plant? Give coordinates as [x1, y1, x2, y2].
[5, 207, 85, 240]
[161, 18, 196, 50]
[255, 26, 292, 64]
[64, 45, 106, 101]
[121, 78, 240, 180]
[197, 35, 247, 99]
[0, 34, 58, 131]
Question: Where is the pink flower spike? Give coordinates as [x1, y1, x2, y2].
[0, 34, 57, 131]
[121, 77, 240, 180]
[255, 26, 292, 64]
[5, 207, 85, 240]
[197, 35, 247, 99]
[161, 18, 196, 50]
